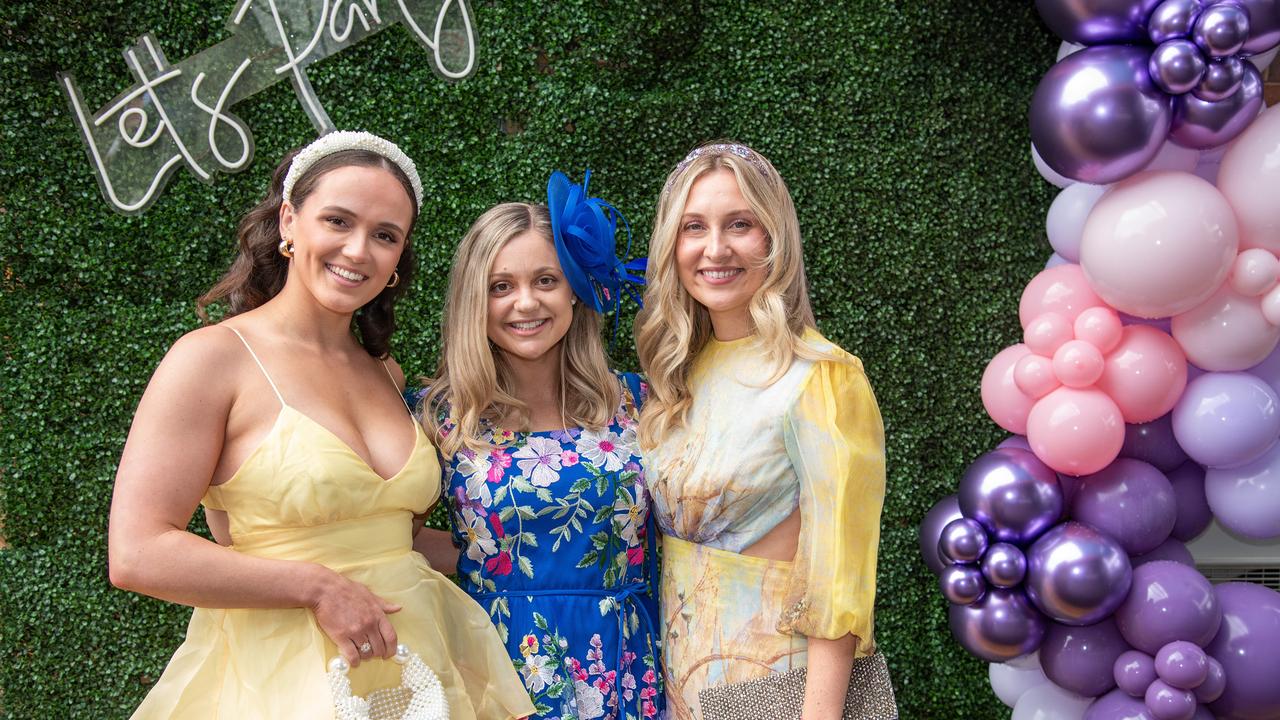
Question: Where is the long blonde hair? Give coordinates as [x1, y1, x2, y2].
[636, 142, 835, 449]
[423, 202, 621, 458]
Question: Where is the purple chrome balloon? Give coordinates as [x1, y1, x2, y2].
[1150, 0, 1206, 42]
[1042, 618, 1133, 697]
[940, 564, 988, 605]
[1132, 537, 1197, 568]
[1215, 0, 1280, 55]
[1205, 440, 1280, 540]
[939, 517, 989, 564]
[1031, 46, 1173, 184]
[1193, 56, 1247, 100]
[1150, 39, 1209, 94]
[1171, 371, 1280, 469]
[1206, 582, 1280, 718]
[1115, 561, 1222, 654]
[958, 448, 1064, 545]
[1193, 656, 1225, 703]
[1116, 650, 1160, 696]
[1192, 1, 1252, 56]
[1146, 680, 1198, 720]
[1167, 462, 1212, 542]
[1087, 688, 1158, 719]
[920, 494, 964, 574]
[982, 542, 1029, 588]
[1073, 459, 1177, 556]
[999, 435, 1033, 451]
[1170, 63, 1263, 148]
[1036, 0, 1165, 44]
[948, 587, 1048, 662]
[1155, 640, 1209, 690]
[1122, 414, 1191, 473]
[1026, 522, 1134, 625]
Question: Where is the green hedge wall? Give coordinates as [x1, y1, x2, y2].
[0, 1, 1058, 716]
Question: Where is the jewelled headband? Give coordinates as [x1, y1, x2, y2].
[282, 130, 424, 209]
[662, 143, 771, 194]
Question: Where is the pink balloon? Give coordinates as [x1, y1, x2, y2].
[1075, 307, 1124, 354]
[1016, 354, 1062, 399]
[1020, 264, 1107, 328]
[1026, 312, 1075, 356]
[1229, 249, 1280, 297]
[1097, 326, 1190, 423]
[985, 344, 1037, 434]
[1218, 104, 1280, 253]
[1054, 340, 1105, 388]
[1027, 387, 1126, 476]
[1080, 171, 1239, 319]
[1172, 284, 1280, 371]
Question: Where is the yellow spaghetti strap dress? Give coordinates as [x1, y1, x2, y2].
[131, 328, 535, 720]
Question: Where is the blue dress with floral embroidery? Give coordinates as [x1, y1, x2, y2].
[435, 373, 663, 720]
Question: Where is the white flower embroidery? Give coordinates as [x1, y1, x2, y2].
[613, 487, 646, 546]
[574, 678, 606, 719]
[514, 435, 563, 487]
[460, 508, 497, 563]
[576, 429, 626, 472]
[456, 450, 494, 505]
[520, 654, 557, 694]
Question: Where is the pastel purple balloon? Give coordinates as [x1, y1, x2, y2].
[1167, 462, 1212, 542]
[1121, 414, 1190, 473]
[1150, 39, 1208, 95]
[1149, 0, 1205, 43]
[999, 435, 1033, 451]
[1194, 656, 1225, 703]
[1036, 0, 1164, 43]
[1073, 459, 1177, 555]
[1146, 679, 1198, 720]
[949, 587, 1048, 662]
[1205, 439, 1280, 539]
[939, 517, 989, 564]
[982, 542, 1029, 588]
[1155, 641, 1209, 690]
[1246, 344, 1280, 397]
[1192, 2, 1251, 56]
[1116, 650, 1159, 697]
[1026, 522, 1134, 625]
[1172, 371, 1280, 469]
[1042, 618, 1133, 697]
[1046, 252, 1072, 270]
[1170, 63, 1264, 148]
[1031, 46, 1173, 184]
[1115, 561, 1222, 654]
[1215, 0, 1280, 55]
[958, 448, 1065, 545]
[941, 564, 987, 605]
[1131, 537, 1196, 568]
[1087, 688, 1157, 719]
[920, 494, 964, 574]
[1206, 582, 1280, 718]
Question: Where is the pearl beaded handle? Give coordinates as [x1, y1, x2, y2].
[327, 644, 450, 720]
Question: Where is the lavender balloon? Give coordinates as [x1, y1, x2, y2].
[1121, 414, 1190, 473]
[958, 448, 1064, 545]
[920, 494, 964, 574]
[1115, 561, 1222, 654]
[1218, 0, 1280, 55]
[1194, 56, 1247, 101]
[1042, 618, 1133, 697]
[1150, 40, 1208, 95]
[1073, 459, 1177, 556]
[1086, 688, 1158, 719]
[1167, 462, 1212, 541]
[1031, 46, 1173, 184]
[1172, 371, 1280, 469]
[983, 542, 1029, 588]
[1132, 537, 1197, 568]
[1026, 522, 1134, 625]
[1194, 656, 1225, 703]
[1170, 63, 1263, 148]
[1149, 0, 1205, 42]
[949, 587, 1048, 662]
[1206, 440, 1280, 540]
[939, 517, 989, 564]
[1036, 0, 1164, 43]
[1155, 641, 1209, 690]
[999, 435, 1033, 452]
[1116, 650, 1160, 696]
[1192, 2, 1251, 56]
[1206, 583, 1280, 719]
[1145, 680, 1198, 720]
[941, 564, 988, 605]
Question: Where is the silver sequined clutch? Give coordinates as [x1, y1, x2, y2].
[697, 651, 897, 720]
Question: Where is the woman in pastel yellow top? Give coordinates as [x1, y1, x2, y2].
[635, 142, 887, 720]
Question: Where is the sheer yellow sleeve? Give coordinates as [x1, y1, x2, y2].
[777, 353, 886, 652]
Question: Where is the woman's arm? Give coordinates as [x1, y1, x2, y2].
[802, 634, 858, 719]
[412, 528, 460, 575]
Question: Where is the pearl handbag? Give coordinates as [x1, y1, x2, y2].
[327, 644, 450, 720]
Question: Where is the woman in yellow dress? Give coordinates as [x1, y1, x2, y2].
[108, 131, 534, 719]
[635, 142, 888, 720]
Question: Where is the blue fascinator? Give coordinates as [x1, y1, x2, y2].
[547, 170, 646, 317]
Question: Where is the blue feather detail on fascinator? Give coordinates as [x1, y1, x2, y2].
[546, 170, 646, 317]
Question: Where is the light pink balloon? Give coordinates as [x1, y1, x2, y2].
[985, 344, 1037, 434]
[1080, 171, 1239, 319]
[1025, 312, 1074, 356]
[1054, 340, 1105, 388]
[1019, 265, 1107, 328]
[1230, 248, 1280, 297]
[1264, 288, 1280, 326]
[1075, 307, 1124, 354]
[1172, 284, 1280, 371]
[1027, 387, 1126, 476]
[1218, 104, 1280, 253]
[1096, 326, 1189, 423]
[1016, 354, 1062, 399]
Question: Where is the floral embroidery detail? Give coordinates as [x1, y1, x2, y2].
[515, 435, 565, 487]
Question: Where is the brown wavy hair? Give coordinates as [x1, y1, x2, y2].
[196, 147, 419, 358]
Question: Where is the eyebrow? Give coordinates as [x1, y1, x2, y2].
[489, 266, 561, 278]
[318, 205, 406, 234]
[681, 208, 756, 218]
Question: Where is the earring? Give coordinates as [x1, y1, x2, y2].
[386, 270, 400, 288]
[278, 238, 294, 259]
[570, 296, 578, 306]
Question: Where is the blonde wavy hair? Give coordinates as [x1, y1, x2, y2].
[636, 142, 838, 449]
[423, 202, 621, 458]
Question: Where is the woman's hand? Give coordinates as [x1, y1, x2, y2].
[308, 567, 403, 667]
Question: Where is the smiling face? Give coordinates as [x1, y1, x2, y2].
[485, 229, 575, 363]
[675, 168, 770, 340]
[279, 164, 413, 317]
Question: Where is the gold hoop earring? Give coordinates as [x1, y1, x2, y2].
[386, 270, 400, 288]
[278, 238, 294, 259]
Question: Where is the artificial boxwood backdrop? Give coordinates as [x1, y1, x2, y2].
[1, 1, 1058, 716]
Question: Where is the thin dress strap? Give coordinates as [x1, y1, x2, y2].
[379, 360, 414, 414]
[223, 326, 286, 408]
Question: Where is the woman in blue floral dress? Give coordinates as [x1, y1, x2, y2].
[414, 173, 662, 720]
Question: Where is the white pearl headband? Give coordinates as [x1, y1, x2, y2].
[282, 130, 424, 210]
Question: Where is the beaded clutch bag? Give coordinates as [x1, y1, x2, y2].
[327, 644, 450, 720]
[697, 651, 897, 720]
